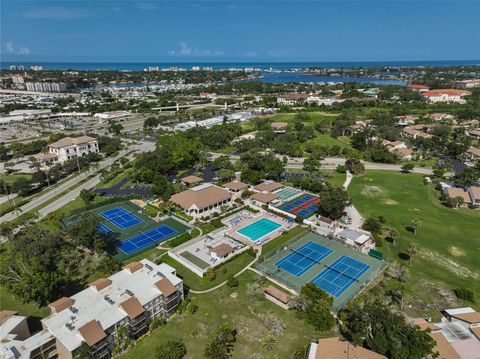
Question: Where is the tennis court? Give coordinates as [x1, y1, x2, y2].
[277, 193, 320, 218]
[311, 256, 370, 297]
[97, 223, 113, 236]
[117, 224, 177, 254]
[237, 218, 282, 242]
[275, 241, 333, 276]
[255, 231, 387, 310]
[273, 187, 301, 201]
[100, 207, 143, 230]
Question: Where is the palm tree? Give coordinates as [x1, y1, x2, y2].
[259, 335, 277, 351]
[411, 218, 422, 236]
[388, 228, 400, 246]
[406, 243, 417, 265]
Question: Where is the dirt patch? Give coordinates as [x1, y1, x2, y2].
[361, 186, 383, 197]
[419, 248, 479, 280]
[384, 199, 398, 205]
[234, 315, 269, 343]
[449, 246, 466, 257]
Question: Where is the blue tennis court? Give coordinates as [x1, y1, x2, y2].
[278, 193, 320, 218]
[117, 224, 177, 254]
[275, 241, 333, 277]
[311, 256, 370, 297]
[97, 223, 113, 236]
[237, 218, 282, 242]
[100, 207, 143, 230]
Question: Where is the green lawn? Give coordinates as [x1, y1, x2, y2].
[0, 172, 32, 185]
[121, 271, 329, 359]
[161, 252, 256, 291]
[0, 287, 49, 318]
[348, 171, 480, 310]
[261, 227, 307, 255]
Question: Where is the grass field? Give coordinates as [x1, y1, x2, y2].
[0, 287, 49, 318]
[348, 171, 480, 310]
[161, 252, 256, 291]
[0, 172, 32, 185]
[121, 271, 330, 359]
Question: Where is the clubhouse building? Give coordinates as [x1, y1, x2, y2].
[170, 183, 232, 218]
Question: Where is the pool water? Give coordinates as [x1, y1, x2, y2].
[237, 218, 282, 242]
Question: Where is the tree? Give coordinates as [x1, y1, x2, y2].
[79, 189, 96, 206]
[204, 323, 237, 359]
[226, 276, 239, 288]
[108, 120, 123, 136]
[345, 158, 365, 175]
[292, 283, 334, 332]
[411, 218, 422, 235]
[0, 225, 75, 306]
[386, 228, 400, 246]
[406, 243, 417, 265]
[259, 336, 277, 351]
[303, 156, 321, 176]
[155, 339, 187, 359]
[152, 175, 174, 201]
[340, 300, 437, 359]
[217, 168, 235, 183]
[362, 217, 383, 234]
[317, 184, 351, 220]
[401, 162, 415, 173]
[454, 288, 475, 302]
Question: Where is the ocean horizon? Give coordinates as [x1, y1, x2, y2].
[1, 60, 479, 71]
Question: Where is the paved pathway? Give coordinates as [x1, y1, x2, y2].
[343, 171, 364, 229]
[188, 255, 259, 294]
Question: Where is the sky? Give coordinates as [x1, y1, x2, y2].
[1, 0, 479, 63]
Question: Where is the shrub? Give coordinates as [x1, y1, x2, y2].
[227, 276, 239, 288]
[336, 165, 347, 173]
[454, 288, 475, 302]
[206, 268, 216, 281]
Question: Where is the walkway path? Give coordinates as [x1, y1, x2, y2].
[342, 171, 364, 229]
[188, 254, 259, 294]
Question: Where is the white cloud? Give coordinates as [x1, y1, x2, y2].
[18, 47, 31, 55]
[137, 2, 158, 11]
[22, 7, 90, 19]
[168, 42, 224, 57]
[4, 41, 30, 55]
[6, 41, 14, 53]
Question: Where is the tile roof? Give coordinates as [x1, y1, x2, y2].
[78, 320, 106, 347]
[119, 297, 145, 319]
[181, 175, 203, 184]
[271, 121, 289, 129]
[222, 180, 248, 191]
[211, 243, 233, 257]
[48, 297, 74, 314]
[450, 311, 480, 324]
[49, 136, 96, 148]
[265, 286, 291, 304]
[314, 337, 387, 359]
[429, 332, 461, 359]
[254, 181, 282, 192]
[251, 192, 279, 204]
[170, 184, 231, 211]
[89, 278, 112, 291]
[123, 262, 143, 273]
[422, 89, 471, 97]
[154, 278, 178, 297]
[446, 188, 472, 204]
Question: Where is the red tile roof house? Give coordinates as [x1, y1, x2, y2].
[407, 84, 430, 92]
[466, 146, 480, 160]
[421, 89, 471, 104]
[170, 183, 232, 218]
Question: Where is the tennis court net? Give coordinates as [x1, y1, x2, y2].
[322, 263, 361, 282]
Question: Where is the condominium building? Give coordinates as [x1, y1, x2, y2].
[42, 260, 183, 359]
[421, 89, 471, 103]
[25, 82, 67, 93]
[48, 136, 99, 162]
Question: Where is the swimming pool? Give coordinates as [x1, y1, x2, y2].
[237, 218, 282, 242]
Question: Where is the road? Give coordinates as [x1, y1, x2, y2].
[0, 141, 155, 223]
[37, 174, 101, 218]
[209, 153, 434, 175]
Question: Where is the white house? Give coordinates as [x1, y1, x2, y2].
[421, 89, 471, 104]
[48, 136, 99, 162]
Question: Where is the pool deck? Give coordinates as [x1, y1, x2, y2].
[224, 211, 296, 248]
